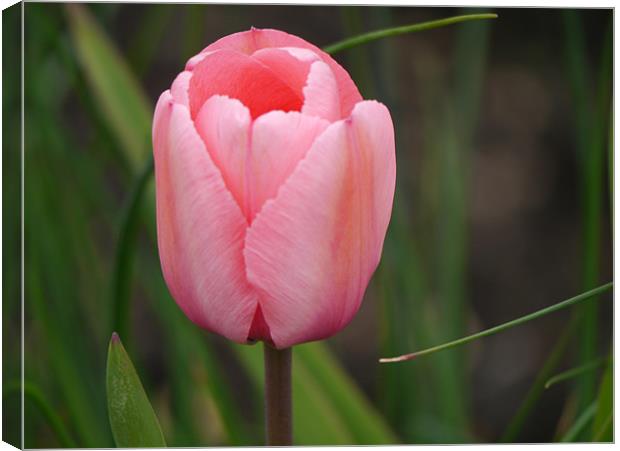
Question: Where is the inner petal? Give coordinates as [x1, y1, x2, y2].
[248, 111, 330, 221]
[247, 303, 273, 344]
[194, 95, 252, 219]
[189, 49, 304, 119]
[251, 47, 319, 94]
[302, 61, 341, 122]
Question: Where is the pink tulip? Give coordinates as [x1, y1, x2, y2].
[153, 28, 396, 349]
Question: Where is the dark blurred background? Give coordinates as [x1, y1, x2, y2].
[3, 2, 613, 447]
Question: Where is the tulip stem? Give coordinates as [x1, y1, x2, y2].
[264, 345, 292, 445]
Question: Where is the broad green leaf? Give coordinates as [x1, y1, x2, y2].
[591, 358, 612, 441]
[106, 333, 166, 447]
[234, 343, 397, 445]
[66, 3, 151, 170]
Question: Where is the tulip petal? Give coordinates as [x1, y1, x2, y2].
[153, 91, 258, 343]
[189, 49, 304, 119]
[194, 95, 252, 220]
[249, 111, 329, 220]
[170, 71, 191, 106]
[251, 48, 314, 96]
[202, 28, 363, 117]
[244, 101, 396, 348]
[302, 61, 341, 122]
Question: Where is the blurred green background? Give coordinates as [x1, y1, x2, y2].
[3, 2, 613, 447]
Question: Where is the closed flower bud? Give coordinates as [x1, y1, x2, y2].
[153, 28, 396, 349]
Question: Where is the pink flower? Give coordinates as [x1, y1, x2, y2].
[153, 28, 396, 349]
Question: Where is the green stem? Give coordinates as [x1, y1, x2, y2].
[323, 13, 497, 54]
[380, 283, 612, 363]
[264, 345, 292, 445]
[545, 356, 609, 390]
[111, 154, 153, 342]
[4, 380, 77, 448]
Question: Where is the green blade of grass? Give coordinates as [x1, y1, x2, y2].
[65, 3, 151, 170]
[545, 356, 609, 390]
[560, 402, 598, 442]
[591, 354, 612, 441]
[296, 343, 398, 444]
[562, 12, 611, 418]
[381, 283, 612, 363]
[4, 381, 77, 448]
[127, 4, 174, 76]
[501, 319, 576, 442]
[402, 11, 492, 438]
[111, 154, 154, 344]
[323, 13, 497, 54]
[107, 333, 167, 447]
[24, 40, 115, 443]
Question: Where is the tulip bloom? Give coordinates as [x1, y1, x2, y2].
[153, 28, 395, 349]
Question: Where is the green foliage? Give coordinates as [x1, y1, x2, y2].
[591, 357, 612, 442]
[106, 334, 167, 447]
[66, 3, 151, 170]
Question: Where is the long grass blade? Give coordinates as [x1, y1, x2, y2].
[591, 354, 612, 441]
[562, 12, 611, 418]
[381, 283, 612, 363]
[560, 402, 598, 442]
[65, 3, 151, 170]
[111, 154, 154, 343]
[500, 318, 575, 442]
[323, 13, 497, 54]
[545, 356, 609, 390]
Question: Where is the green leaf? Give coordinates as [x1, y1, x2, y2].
[591, 357, 612, 441]
[65, 3, 151, 170]
[234, 343, 397, 445]
[106, 333, 166, 447]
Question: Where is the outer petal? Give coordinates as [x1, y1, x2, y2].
[201, 28, 363, 118]
[194, 95, 252, 220]
[170, 71, 191, 106]
[244, 101, 396, 348]
[249, 111, 329, 220]
[153, 91, 258, 343]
